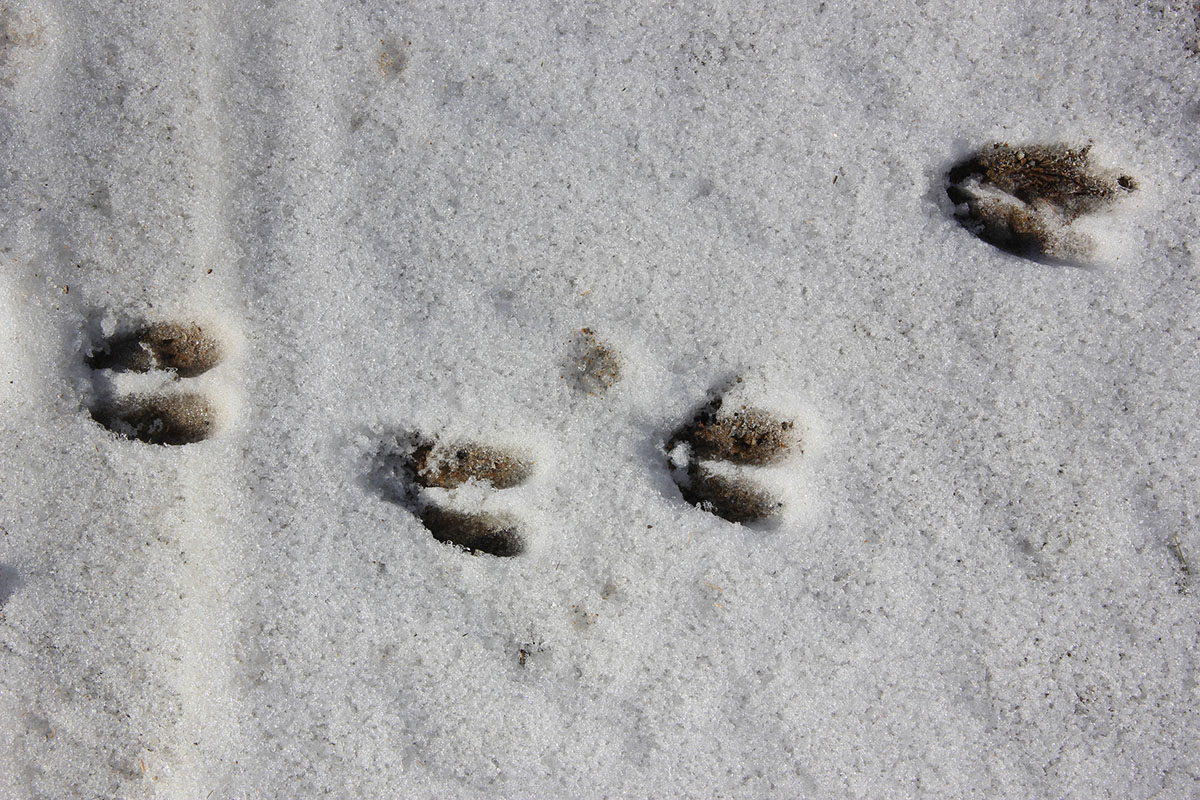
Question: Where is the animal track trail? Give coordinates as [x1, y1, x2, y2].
[665, 391, 799, 524]
[946, 142, 1138, 264]
[369, 433, 534, 557]
[85, 320, 225, 445]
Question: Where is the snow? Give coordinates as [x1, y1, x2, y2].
[2, 0, 1199, 797]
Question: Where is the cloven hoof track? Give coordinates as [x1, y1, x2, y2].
[946, 142, 1138, 263]
[86, 321, 224, 445]
[665, 394, 797, 524]
[87, 322, 222, 377]
[90, 393, 217, 446]
[370, 433, 533, 557]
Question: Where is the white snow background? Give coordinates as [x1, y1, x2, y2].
[1, 0, 1199, 797]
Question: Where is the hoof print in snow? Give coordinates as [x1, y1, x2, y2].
[672, 403, 795, 467]
[946, 142, 1137, 264]
[412, 440, 533, 490]
[87, 322, 223, 378]
[563, 328, 622, 396]
[665, 393, 797, 524]
[369, 433, 533, 557]
[85, 317, 225, 445]
[90, 393, 216, 446]
[419, 507, 525, 558]
[676, 465, 782, 524]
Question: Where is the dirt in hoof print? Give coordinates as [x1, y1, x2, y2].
[90, 393, 216, 446]
[411, 440, 533, 490]
[84, 317, 226, 446]
[945, 143, 1138, 264]
[367, 432, 534, 557]
[672, 403, 796, 467]
[87, 322, 223, 378]
[666, 393, 798, 525]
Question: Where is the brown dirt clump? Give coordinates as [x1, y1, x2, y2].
[564, 328, 622, 396]
[376, 37, 409, 78]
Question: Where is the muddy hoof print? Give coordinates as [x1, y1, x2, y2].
[666, 393, 797, 524]
[87, 322, 222, 378]
[90, 393, 216, 446]
[412, 440, 533, 490]
[369, 433, 534, 557]
[85, 318, 225, 445]
[946, 142, 1138, 264]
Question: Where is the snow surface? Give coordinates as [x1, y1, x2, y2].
[1, 0, 1199, 797]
